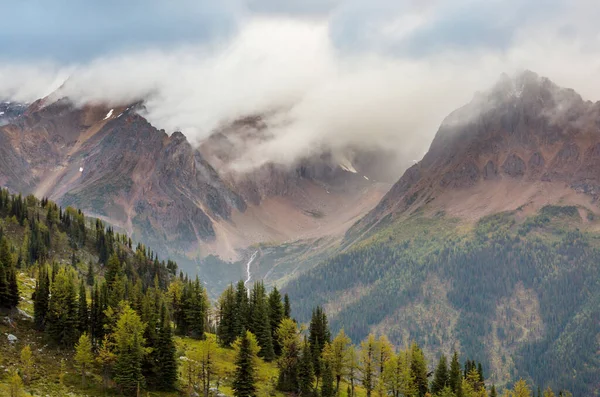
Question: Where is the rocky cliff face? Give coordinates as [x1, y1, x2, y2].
[0, 97, 394, 270]
[350, 71, 600, 238]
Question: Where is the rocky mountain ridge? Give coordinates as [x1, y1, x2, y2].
[0, 96, 395, 276]
[349, 70, 600, 240]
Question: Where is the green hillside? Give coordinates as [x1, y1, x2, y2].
[0, 188, 575, 397]
[285, 205, 600, 395]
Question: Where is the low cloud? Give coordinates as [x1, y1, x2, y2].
[1, 0, 600, 172]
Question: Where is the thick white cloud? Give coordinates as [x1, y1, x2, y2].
[1, 0, 600, 171]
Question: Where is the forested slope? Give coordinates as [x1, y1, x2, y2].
[285, 206, 600, 395]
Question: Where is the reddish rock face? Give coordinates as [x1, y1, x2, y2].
[0, 97, 396, 266]
[349, 71, 600, 238]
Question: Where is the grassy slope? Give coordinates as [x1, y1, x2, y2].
[1, 272, 369, 396]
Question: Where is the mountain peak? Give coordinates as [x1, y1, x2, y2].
[348, 71, 600, 240]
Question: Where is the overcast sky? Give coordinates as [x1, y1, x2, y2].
[2, 0, 600, 168]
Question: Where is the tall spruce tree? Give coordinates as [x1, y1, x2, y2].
[154, 304, 178, 390]
[46, 267, 78, 347]
[490, 385, 498, 397]
[234, 281, 249, 337]
[249, 282, 275, 361]
[78, 280, 89, 334]
[113, 304, 146, 395]
[298, 337, 314, 396]
[268, 286, 284, 355]
[283, 293, 291, 318]
[217, 284, 237, 346]
[186, 276, 208, 339]
[33, 265, 50, 330]
[321, 360, 335, 397]
[449, 351, 463, 397]
[410, 343, 428, 397]
[7, 266, 19, 308]
[277, 318, 301, 392]
[432, 354, 449, 394]
[308, 306, 330, 382]
[86, 262, 94, 286]
[0, 236, 12, 308]
[233, 331, 258, 397]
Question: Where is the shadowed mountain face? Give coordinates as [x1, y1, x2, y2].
[0, 97, 397, 274]
[349, 70, 600, 240]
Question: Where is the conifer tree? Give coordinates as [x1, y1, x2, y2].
[490, 385, 498, 397]
[449, 351, 463, 397]
[324, 329, 352, 393]
[0, 236, 12, 308]
[188, 334, 219, 397]
[113, 304, 147, 395]
[74, 333, 94, 388]
[309, 306, 330, 382]
[46, 266, 78, 347]
[298, 337, 314, 396]
[154, 304, 178, 391]
[96, 335, 116, 391]
[360, 334, 377, 397]
[78, 280, 89, 334]
[543, 387, 556, 397]
[86, 262, 94, 286]
[432, 354, 449, 395]
[277, 318, 301, 392]
[90, 282, 106, 343]
[234, 280, 249, 337]
[249, 282, 275, 361]
[0, 261, 7, 308]
[7, 266, 19, 308]
[410, 342, 428, 397]
[33, 265, 50, 330]
[283, 293, 291, 318]
[268, 286, 284, 355]
[513, 379, 532, 397]
[20, 345, 33, 385]
[217, 284, 237, 346]
[233, 331, 258, 397]
[186, 276, 208, 339]
[321, 360, 335, 397]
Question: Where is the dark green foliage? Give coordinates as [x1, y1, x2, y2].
[186, 276, 208, 339]
[153, 304, 178, 391]
[321, 360, 335, 397]
[86, 262, 94, 286]
[284, 293, 291, 318]
[33, 265, 50, 330]
[410, 343, 429, 397]
[248, 282, 275, 361]
[268, 287, 284, 355]
[174, 276, 209, 339]
[234, 281, 249, 337]
[217, 284, 237, 345]
[0, 236, 15, 308]
[7, 266, 19, 308]
[309, 306, 330, 379]
[490, 384, 497, 397]
[78, 280, 89, 334]
[449, 351, 463, 397]
[233, 332, 257, 397]
[432, 354, 449, 395]
[298, 338, 314, 396]
[46, 267, 79, 347]
[114, 338, 145, 396]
